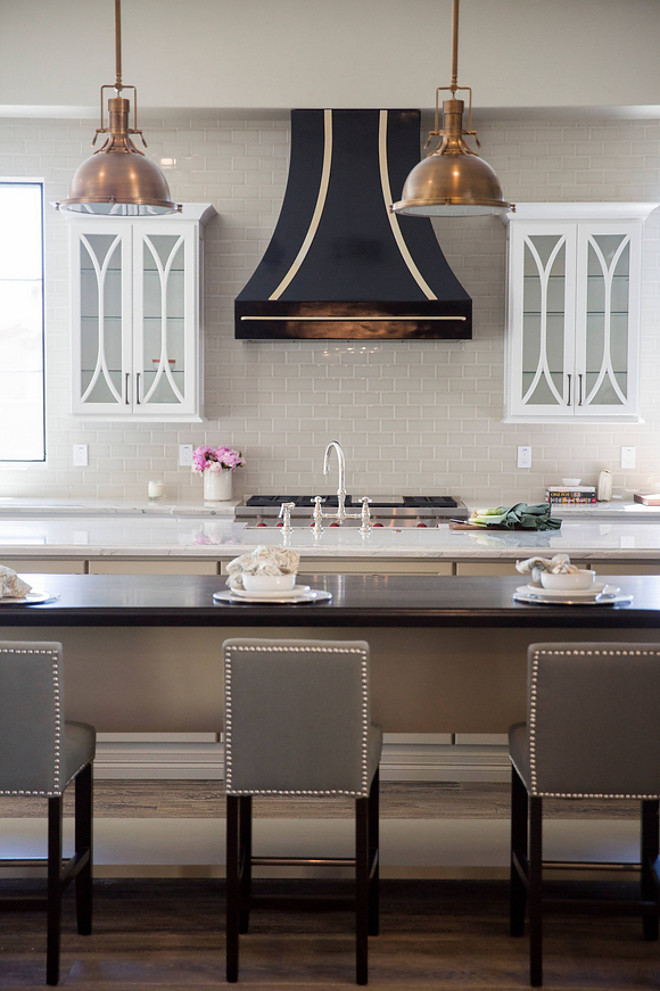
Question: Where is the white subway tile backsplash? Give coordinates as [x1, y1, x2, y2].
[1, 112, 660, 506]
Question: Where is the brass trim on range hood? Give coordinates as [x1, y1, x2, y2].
[239, 315, 468, 323]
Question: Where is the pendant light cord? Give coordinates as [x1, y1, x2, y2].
[114, 0, 123, 92]
[450, 0, 459, 94]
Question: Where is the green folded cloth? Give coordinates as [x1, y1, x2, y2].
[469, 503, 561, 531]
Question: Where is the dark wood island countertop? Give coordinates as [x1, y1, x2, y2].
[0, 571, 658, 630]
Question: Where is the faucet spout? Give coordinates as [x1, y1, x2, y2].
[323, 440, 347, 520]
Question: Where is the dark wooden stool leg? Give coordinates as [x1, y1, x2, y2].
[239, 796, 252, 934]
[355, 795, 369, 985]
[510, 763, 528, 937]
[641, 799, 660, 941]
[529, 795, 543, 988]
[226, 795, 240, 982]
[74, 763, 93, 936]
[46, 796, 63, 986]
[368, 770, 379, 937]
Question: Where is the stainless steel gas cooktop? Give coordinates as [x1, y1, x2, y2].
[234, 495, 469, 526]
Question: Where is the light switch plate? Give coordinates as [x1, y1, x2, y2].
[620, 446, 636, 470]
[73, 444, 88, 467]
[179, 444, 193, 467]
[517, 445, 532, 469]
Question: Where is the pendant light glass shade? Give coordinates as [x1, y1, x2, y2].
[57, 1, 179, 216]
[392, 0, 511, 218]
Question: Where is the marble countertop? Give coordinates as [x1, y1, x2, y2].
[0, 497, 239, 518]
[0, 496, 658, 521]
[2, 516, 660, 561]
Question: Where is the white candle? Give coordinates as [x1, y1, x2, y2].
[148, 480, 165, 499]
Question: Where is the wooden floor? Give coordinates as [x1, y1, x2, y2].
[1, 783, 658, 988]
[0, 780, 640, 821]
[3, 877, 660, 990]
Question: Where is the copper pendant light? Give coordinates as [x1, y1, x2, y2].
[57, 0, 180, 216]
[392, 0, 512, 217]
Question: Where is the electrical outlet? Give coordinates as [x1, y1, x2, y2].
[517, 445, 532, 469]
[621, 446, 636, 470]
[72, 443, 88, 467]
[179, 444, 193, 467]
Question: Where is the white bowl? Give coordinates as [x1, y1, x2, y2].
[242, 573, 296, 592]
[540, 569, 596, 591]
[561, 478, 581, 486]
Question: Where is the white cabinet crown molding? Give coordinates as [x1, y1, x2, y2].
[501, 202, 659, 224]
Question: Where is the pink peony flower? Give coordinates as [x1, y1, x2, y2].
[191, 444, 245, 473]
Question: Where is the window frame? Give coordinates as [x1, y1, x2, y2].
[0, 178, 46, 464]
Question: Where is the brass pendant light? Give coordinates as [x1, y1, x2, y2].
[392, 0, 512, 217]
[57, 0, 180, 216]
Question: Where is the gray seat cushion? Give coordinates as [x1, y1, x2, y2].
[63, 721, 96, 788]
[509, 721, 530, 788]
[367, 723, 383, 786]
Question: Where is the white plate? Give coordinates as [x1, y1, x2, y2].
[513, 585, 632, 606]
[0, 591, 55, 605]
[213, 589, 331, 605]
[518, 582, 616, 599]
[513, 588, 631, 607]
[231, 585, 311, 600]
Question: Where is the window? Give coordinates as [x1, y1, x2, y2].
[0, 181, 45, 461]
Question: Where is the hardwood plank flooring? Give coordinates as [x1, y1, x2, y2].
[2, 878, 660, 990]
[0, 781, 641, 820]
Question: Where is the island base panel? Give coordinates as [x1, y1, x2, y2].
[5, 625, 658, 735]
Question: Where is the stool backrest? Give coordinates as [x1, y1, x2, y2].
[0, 641, 65, 796]
[527, 642, 660, 798]
[223, 638, 371, 796]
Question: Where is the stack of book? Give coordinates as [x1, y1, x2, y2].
[545, 485, 597, 505]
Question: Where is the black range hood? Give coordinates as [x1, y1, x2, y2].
[235, 109, 472, 341]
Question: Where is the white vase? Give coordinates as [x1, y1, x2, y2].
[203, 469, 233, 502]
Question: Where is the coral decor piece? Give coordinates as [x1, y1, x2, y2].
[191, 445, 244, 473]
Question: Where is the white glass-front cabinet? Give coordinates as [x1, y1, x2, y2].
[502, 203, 657, 423]
[68, 204, 215, 420]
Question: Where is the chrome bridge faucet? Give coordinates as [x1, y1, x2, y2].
[312, 441, 372, 535]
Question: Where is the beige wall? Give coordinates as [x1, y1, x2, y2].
[2, 0, 660, 114]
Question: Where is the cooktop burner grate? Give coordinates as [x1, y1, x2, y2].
[243, 495, 460, 509]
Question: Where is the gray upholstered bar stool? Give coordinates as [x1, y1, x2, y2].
[223, 638, 382, 985]
[509, 642, 660, 987]
[0, 641, 95, 985]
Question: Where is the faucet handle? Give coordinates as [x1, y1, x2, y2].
[312, 496, 325, 530]
[278, 502, 295, 530]
[359, 496, 372, 522]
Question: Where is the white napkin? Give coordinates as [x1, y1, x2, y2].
[226, 545, 300, 590]
[515, 553, 580, 585]
[0, 565, 31, 599]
